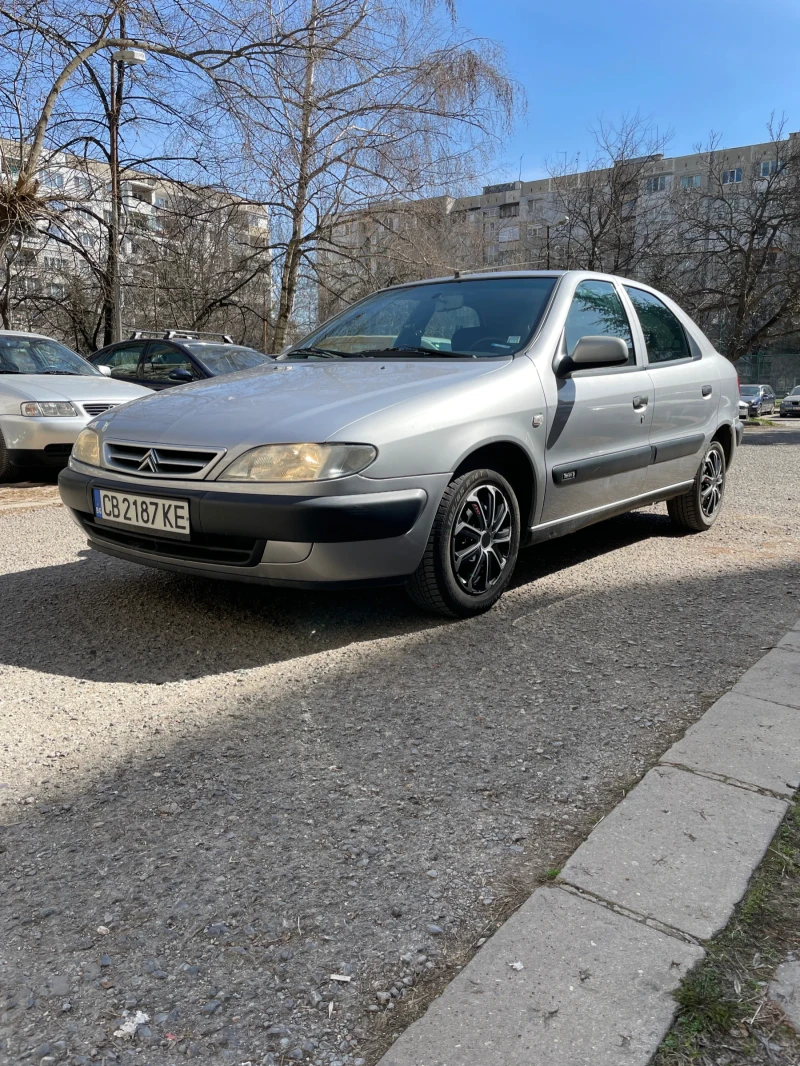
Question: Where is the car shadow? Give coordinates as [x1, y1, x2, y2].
[2, 559, 799, 1066]
[0, 510, 674, 685]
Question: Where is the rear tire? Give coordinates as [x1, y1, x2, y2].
[667, 440, 726, 532]
[407, 468, 521, 617]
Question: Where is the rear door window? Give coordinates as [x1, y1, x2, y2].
[140, 343, 199, 384]
[624, 287, 691, 364]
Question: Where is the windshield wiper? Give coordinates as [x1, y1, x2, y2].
[356, 345, 478, 359]
[282, 346, 345, 360]
[40, 369, 80, 375]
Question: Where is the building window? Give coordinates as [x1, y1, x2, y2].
[722, 168, 742, 185]
[760, 160, 784, 178]
[39, 171, 64, 190]
[498, 225, 519, 243]
[72, 175, 91, 196]
[499, 202, 520, 218]
[645, 175, 668, 193]
[680, 174, 701, 189]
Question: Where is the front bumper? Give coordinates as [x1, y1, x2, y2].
[59, 466, 448, 588]
[1, 414, 86, 465]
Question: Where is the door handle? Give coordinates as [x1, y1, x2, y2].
[702, 385, 713, 397]
[632, 395, 649, 409]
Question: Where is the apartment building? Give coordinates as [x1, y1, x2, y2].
[319, 132, 799, 319]
[1, 146, 270, 313]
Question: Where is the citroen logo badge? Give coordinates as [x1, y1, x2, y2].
[137, 449, 158, 473]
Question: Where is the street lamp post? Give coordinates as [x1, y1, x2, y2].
[109, 43, 147, 342]
[545, 215, 569, 270]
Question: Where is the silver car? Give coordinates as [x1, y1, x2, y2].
[60, 271, 742, 617]
[780, 385, 800, 417]
[0, 331, 152, 481]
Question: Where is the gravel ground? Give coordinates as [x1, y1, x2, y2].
[1, 427, 799, 1066]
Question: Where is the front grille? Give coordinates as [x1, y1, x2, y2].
[83, 403, 118, 417]
[104, 440, 222, 478]
[80, 515, 264, 567]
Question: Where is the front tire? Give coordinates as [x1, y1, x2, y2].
[0, 428, 18, 483]
[667, 440, 726, 532]
[407, 468, 521, 617]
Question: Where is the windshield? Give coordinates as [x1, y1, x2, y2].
[285, 277, 558, 359]
[740, 386, 760, 397]
[0, 335, 99, 375]
[185, 343, 270, 375]
[790, 386, 800, 396]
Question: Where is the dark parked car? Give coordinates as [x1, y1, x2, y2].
[739, 383, 776, 416]
[780, 385, 800, 417]
[90, 330, 272, 390]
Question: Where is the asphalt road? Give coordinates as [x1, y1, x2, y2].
[1, 427, 799, 1066]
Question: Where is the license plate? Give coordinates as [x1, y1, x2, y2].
[92, 488, 190, 537]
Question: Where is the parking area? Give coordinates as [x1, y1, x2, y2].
[1, 425, 799, 1066]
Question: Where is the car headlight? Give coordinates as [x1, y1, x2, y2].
[20, 401, 78, 417]
[219, 443, 377, 482]
[71, 428, 100, 467]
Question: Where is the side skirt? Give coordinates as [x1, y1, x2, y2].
[524, 480, 694, 546]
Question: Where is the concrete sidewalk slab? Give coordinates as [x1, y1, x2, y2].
[733, 646, 800, 709]
[778, 629, 800, 650]
[379, 886, 703, 1066]
[560, 765, 786, 940]
[659, 691, 800, 797]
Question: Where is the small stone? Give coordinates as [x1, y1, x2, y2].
[308, 990, 323, 1007]
[47, 975, 70, 997]
[100, 955, 112, 967]
[376, 991, 391, 1005]
[201, 1000, 222, 1014]
[426, 924, 444, 935]
[425, 870, 438, 879]
[390, 906, 403, 918]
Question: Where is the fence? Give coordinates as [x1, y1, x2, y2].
[737, 352, 800, 394]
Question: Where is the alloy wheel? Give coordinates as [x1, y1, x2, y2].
[700, 446, 724, 518]
[451, 483, 513, 595]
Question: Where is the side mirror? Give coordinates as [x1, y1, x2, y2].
[168, 367, 194, 382]
[556, 335, 630, 376]
[97, 364, 112, 377]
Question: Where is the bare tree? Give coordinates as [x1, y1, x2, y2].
[543, 114, 672, 276]
[0, 0, 319, 335]
[247, 0, 518, 350]
[664, 120, 800, 362]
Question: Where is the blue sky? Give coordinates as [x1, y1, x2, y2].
[456, 0, 800, 182]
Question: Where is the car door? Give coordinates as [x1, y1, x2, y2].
[622, 286, 721, 492]
[540, 278, 655, 526]
[139, 342, 202, 390]
[94, 341, 147, 383]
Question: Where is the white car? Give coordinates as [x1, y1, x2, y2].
[0, 330, 152, 481]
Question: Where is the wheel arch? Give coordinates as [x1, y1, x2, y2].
[451, 440, 536, 528]
[712, 422, 734, 467]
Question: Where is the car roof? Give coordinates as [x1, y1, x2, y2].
[382, 268, 672, 297]
[0, 329, 60, 341]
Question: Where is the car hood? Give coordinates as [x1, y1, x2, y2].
[0, 374, 151, 404]
[93, 359, 512, 446]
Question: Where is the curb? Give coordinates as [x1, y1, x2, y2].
[0, 497, 62, 513]
[378, 618, 800, 1066]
